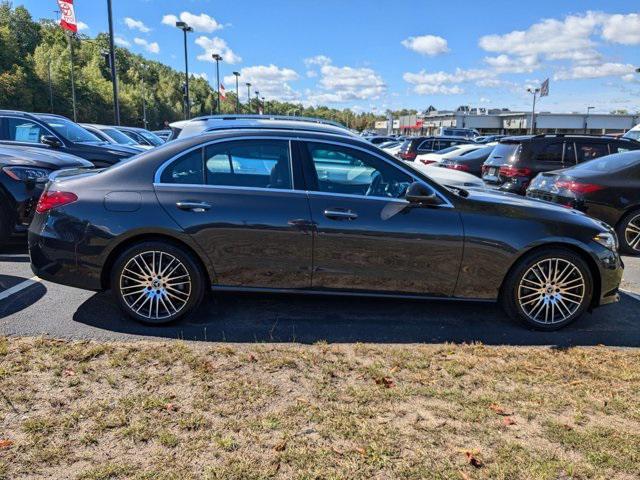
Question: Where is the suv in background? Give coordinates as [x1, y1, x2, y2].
[482, 134, 640, 195]
[0, 111, 139, 167]
[437, 127, 479, 139]
[397, 136, 473, 161]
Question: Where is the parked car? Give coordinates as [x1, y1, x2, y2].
[482, 134, 640, 195]
[527, 151, 640, 255]
[81, 124, 149, 150]
[0, 145, 92, 245]
[439, 144, 497, 177]
[0, 111, 139, 167]
[397, 136, 473, 161]
[30, 129, 622, 330]
[408, 163, 485, 189]
[436, 127, 479, 139]
[368, 136, 396, 145]
[415, 143, 485, 166]
[116, 126, 164, 148]
[169, 115, 355, 141]
[623, 124, 640, 142]
[475, 135, 506, 144]
[152, 129, 171, 142]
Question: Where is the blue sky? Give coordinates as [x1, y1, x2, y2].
[17, 0, 640, 113]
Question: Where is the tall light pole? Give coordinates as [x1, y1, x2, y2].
[211, 53, 222, 114]
[245, 82, 251, 114]
[255, 91, 260, 114]
[232, 71, 240, 113]
[175, 21, 193, 119]
[140, 64, 149, 129]
[106, 0, 120, 125]
[585, 106, 594, 134]
[261, 96, 266, 115]
[527, 87, 540, 134]
[47, 59, 54, 113]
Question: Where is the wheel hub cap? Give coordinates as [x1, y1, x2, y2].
[625, 214, 640, 252]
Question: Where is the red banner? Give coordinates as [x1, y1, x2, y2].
[57, 0, 77, 33]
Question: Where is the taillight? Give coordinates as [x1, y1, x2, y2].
[420, 159, 437, 165]
[36, 191, 78, 214]
[445, 163, 470, 172]
[555, 180, 604, 194]
[400, 151, 417, 160]
[498, 166, 532, 178]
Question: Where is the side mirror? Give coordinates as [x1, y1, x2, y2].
[405, 182, 442, 206]
[41, 135, 62, 148]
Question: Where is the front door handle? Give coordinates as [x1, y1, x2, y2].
[176, 201, 211, 212]
[323, 209, 358, 221]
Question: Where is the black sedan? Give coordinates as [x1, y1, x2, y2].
[527, 151, 640, 255]
[29, 130, 623, 330]
[0, 145, 92, 245]
[439, 144, 496, 177]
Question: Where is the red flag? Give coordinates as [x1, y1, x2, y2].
[219, 84, 226, 100]
[58, 0, 78, 33]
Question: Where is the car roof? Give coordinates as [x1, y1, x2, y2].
[500, 134, 632, 143]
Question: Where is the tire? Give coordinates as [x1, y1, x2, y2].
[616, 210, 640, 256]
[0, 205, 10, 248]
[500, 248, 593, 331]
[110, 241, 206, 324]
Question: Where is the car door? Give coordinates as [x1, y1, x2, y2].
[299, 140, 464, 296]
[154, 138, 313, 289]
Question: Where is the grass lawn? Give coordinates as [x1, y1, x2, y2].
[0, 336, 639, 479]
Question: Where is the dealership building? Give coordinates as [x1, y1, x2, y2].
[376, 109, 640, 136]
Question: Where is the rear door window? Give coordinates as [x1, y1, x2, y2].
[416, 139, 433, 152]
[160, 148, 204, 184]
[535, 142, 564, 165]
[4, 118, 47, 143]
[575, 142, 609, 164]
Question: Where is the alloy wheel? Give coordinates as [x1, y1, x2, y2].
[119, 250, 192, 321]
[624, 214, 640, 252]
[517, 258, 586, 325]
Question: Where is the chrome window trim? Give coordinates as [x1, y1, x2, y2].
[0, 114, 65, 146]
[154, 134, 454, 208]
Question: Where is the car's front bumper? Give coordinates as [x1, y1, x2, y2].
[592, 244, 624, 308]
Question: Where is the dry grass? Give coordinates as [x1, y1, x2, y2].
[0, 336, 639, 479]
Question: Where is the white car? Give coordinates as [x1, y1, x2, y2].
[407, 162, 485, 189]
[415, 143, 484, 166]
[623, 124, 640, 141]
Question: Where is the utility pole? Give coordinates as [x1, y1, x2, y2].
[584, 106, 594, 134]
[106, 0, 120, 125]
[67, 32, 77, 122]
[526, 87, 540, 134]
[176, 21, 193, 119]
[212, 54, 222, 114]
[233, 71, 240, 114]
[47, 60, 54, 113]
[245, 82, 251, 113]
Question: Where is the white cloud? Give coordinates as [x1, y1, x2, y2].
[403, 68, 503, 95]
[124, 17, 151, 33]
[195, 36, 241, 64]
[401, 35, 449, 56]
[304, 55, 332, 67]
[223, 65, 300, 101]
[602, 13, 640, 45]
[133, 37, 160, 54]
[483, 54, 540, 73]
[162, 12, 223, 33]
[307, 61, 386, 104]
[114, 36, 130, 47]
[554, 62, 637, 80]
[77, 21, 89, 31]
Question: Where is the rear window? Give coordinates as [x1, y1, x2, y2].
[457, 145, 495, 159]
[571, 152, 640, 173]
[486, 143, 521, 164]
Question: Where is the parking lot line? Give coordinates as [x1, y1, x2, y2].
[0, 276, 42, 301]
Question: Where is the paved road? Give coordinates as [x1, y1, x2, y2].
[1, 243, 639, 347]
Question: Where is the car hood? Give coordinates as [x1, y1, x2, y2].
[0, 145, 92, 169]
[424, 166, 485, 188]
[72, 142, 141, 156]
[466, 187, 589, 216]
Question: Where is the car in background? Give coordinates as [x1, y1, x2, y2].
[380, 141, 402, 156]
[0, 111, 139, 168]
[152, 129, 171, 142]
[415, 143, 485, 166]
[407, 162, 485, 189]
[396, 136, 473, 161]
[30, 128, 622, 331]
[475, 135, 506, 144]
[482, 134, 640, 195]
[169, 115, 355, 140]
[81, 124, 149, 151]
[439, 144, 497, 177]
[0, 144, 92, 245]
[116, 126, 165, 148]
[368, 136, 396, 145]
[623, 124, 640, 142]
[436, 127, 479, 139]
[526, 151, 640, 255]
[378, 140, 401, 149]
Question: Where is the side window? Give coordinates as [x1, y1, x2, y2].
[205, 140, 292, 189]
[5, 118, 46, 143]
[160, 148, 204, 184]
[564, 142, 577, 165]
[416, 139, 433, 152]
[576, 142, 609, 163]
[306, 142, 412, 198]
[536, 142, 565, 164]
[610, 141, 638, 154]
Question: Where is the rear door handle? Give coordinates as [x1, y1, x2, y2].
[324, 209, 358, 221]
[176, 201, 211, 212]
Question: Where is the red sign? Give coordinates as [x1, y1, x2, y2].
[57, 0, 77, 33]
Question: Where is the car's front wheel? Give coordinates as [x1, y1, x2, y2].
[617, 210, 640, 255]
[111, 241, 206, 324]
[501, 248, 593, 330]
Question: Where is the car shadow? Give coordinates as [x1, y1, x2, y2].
[73, 291, 640, 347]
[0, 274, 47, 319]
[0, 243, 29, 262]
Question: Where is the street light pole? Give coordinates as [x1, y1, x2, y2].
[585, 106, 594, 134]
[176, 21, 193, 119]
[106, 0, 120, 125]
[245, 82, 251, 113]
[527, 87, 540, 134]
[232, 71, 240, 114]
[261, 96, 266, 115]
[47, 60, 54, 113]
[255, 91, 260, 114]
[211, 54, 222, 114]
[66, 32, 77, 122]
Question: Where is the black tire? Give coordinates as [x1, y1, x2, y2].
[500, 248, 593, 331]
[110, 241, 206, 324]
[616, 210, 640, 256]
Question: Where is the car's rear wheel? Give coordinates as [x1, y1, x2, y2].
[111, 241, 205, 324]
[617, 210, 640, 255]
[501, 248, 593, 330]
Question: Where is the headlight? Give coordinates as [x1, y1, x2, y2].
[594, 232, 618, 251]
[2, 166, 51, 183]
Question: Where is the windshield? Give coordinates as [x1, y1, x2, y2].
[486, 143, 521, 164]
[571, 152, 640, 173]
[137, 130, 164, 146]
[39, 116, 100, 143]
[102, 128, 137, 145]
[623, 130, 640, 141]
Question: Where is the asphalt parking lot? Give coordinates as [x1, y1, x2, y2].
[1, 243, 639, 347]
